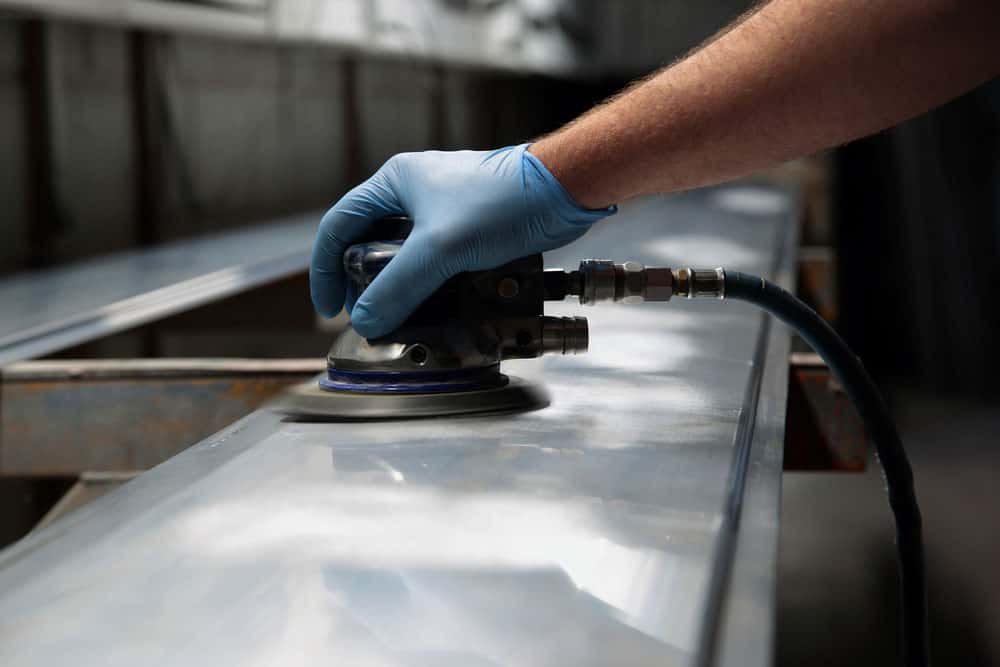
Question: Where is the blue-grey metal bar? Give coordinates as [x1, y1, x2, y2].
[0, 184, 797, 666]
[0, 213, 319, 366]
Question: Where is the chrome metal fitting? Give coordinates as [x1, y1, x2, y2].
[644, 267, 674, 301]
[576, 259, 674, 305]
[579, 259, 616, 305]
[616, 261, 674, 303]
[673, 267, 725, 299]
[541, 316, 589, 354]
[619, 261, 646, 304]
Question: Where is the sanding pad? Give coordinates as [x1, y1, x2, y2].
[270, 375, 549, 421]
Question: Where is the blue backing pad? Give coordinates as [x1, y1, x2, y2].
[320, 365, 505, 394]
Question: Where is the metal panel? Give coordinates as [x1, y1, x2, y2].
[33, 471, 142, 531]
[0, 213, 319, 366]
[711, 198, 796, 667]
[0, 358, 325, 475]
[0, 184, 797, 666]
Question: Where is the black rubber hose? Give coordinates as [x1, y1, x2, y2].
[724, 271, 928, 667]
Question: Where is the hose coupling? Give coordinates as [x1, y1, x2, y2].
[574, 259, 675, 304]
[545, 261, 727, 304]
[673, 267, 726, 299]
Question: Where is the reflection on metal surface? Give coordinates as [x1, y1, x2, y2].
[0, 213, 319, 366]
[0, 185, 797, 666]
[33, 471, 143, 531]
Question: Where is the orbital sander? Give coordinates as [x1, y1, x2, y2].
[275, 215, 685, 421]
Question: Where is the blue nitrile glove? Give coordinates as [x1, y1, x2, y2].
[309, 143, 616, 339]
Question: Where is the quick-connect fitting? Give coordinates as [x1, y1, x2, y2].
[548, 260, 724, 304]
[571, 259, 675, 304]
[672, 267, 726, 299]
[579, 259, 617, 304]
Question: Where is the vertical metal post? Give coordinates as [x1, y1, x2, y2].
[128, 31, 162, 356]
[341, 56, 362, 185]
[21, 19, 56, 269]
[429, 63, 447, 149]
[472, 71, 504, 147]
[129, 30, 160, 248]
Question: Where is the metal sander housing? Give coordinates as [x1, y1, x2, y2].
[275, 216, 588, 420]
[326, 241, 588, 389]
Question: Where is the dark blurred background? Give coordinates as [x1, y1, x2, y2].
[0, 1, 997, 665]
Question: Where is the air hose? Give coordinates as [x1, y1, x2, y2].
[724, 270, 927, 667]
[557, 260, 928, 667]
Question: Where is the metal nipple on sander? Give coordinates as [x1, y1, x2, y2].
[272, 216, 589, 421]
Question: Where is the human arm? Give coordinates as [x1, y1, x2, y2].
[311, 0, 1000, 338]
[531, 0, 1000, 207]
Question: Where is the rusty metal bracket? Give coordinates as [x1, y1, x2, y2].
[0, 358, 324, 476]
[784, 352, 867, 471]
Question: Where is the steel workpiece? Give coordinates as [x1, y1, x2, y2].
[0, 213, 320, 367]
[0, 184, 797, 667]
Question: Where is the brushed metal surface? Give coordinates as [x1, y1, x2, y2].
[0, 213, 319, 366]
[0, 185, 795, 666]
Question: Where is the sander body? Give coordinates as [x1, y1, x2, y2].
[274, 217, 588, 420]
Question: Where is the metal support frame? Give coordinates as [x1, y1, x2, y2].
[783, 352, 867, 471]
[0, 358, 324, 476]
[0, 213, 318, 366]
[127, 29, 164, 356]
[128, 29, 160, 248]
[429, 62, 447, 149]
[341, 55, 362, 184]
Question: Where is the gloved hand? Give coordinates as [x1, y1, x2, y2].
[310, 143, 616, 339]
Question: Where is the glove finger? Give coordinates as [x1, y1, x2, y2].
[344, 280, 359, 315]
[310, 173, 403, 318]
[349, 236, 452, 339]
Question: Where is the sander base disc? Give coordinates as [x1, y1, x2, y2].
[270, 375, 549, 421]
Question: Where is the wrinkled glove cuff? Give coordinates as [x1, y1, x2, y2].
[521, 145, 617, 227]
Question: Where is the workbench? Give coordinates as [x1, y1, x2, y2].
[0, 183, 797, 667]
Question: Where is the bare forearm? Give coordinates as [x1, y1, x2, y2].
[531, 0, 1000, 208]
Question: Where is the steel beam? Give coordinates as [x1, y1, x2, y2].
[32, 470, 141, 531]
[0, 214, 319, 366]
[0, 184, 799, 667]
[0, 358, 324, 475]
